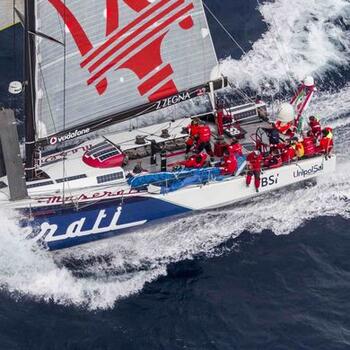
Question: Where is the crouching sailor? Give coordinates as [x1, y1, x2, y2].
[227, 138, 243, 156]
[179, 152, 208, 169]
[220, 150, 238, 176]
[246, 150, 263, 192]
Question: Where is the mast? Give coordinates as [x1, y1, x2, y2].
[24, 0, 36, 180]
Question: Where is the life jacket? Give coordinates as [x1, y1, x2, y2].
[292, 142, 305, 158]
[181, 153, 208, 168]
[274, 120, 295, 135]
[247, 152, 263, 171]
[220, 154, 238, 175]
[197, 125, 211, 143]
[282, 146, 296, 163]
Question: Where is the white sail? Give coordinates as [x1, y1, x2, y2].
[34, 0, 219, 143]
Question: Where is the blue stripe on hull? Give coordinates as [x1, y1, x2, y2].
[21, 196, 191, 250]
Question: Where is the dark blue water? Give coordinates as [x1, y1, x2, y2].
[0, 1, 350, 349]
[1, 217, 350, 350]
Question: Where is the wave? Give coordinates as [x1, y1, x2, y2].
[220, 0, 350, 89]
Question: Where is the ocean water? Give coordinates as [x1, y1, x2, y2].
[0, 0, 350, 349]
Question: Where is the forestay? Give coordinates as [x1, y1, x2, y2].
[34, 0, 219, 144]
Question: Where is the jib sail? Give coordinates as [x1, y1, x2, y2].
[34, 0, 223, 146]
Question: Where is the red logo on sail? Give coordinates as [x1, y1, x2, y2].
[49, 0, 195, 101]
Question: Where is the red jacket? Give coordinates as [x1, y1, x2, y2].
[221, 155, 238, 175]
[187, 123, 200, 137]
[186, 123, 200, 146]
[275, 120, 294, 135]
[282, 146, 296, 163]
[180, 153, 208, 168]
[309, 119, 321, 136]
[319, 137, 333, 153]
[247, 152, 262, 171]
[227, 143, 243, 156]
[197, 125, 211, 143]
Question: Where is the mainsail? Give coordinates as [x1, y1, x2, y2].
[34, 0, 222, 146]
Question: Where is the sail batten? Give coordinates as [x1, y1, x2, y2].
[35, 0, 220, 144]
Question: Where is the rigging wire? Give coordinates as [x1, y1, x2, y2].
[37, 63, 57, 135]
[202, 2, 258, 106]
[12, 0, 17, 79]
[62, 0, 67, 205]
[203, 1, 247, 56]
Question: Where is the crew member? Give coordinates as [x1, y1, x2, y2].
[246, 150, 263, 192]
[281, 140, 296, 163]
[318, 127, 333, 156]
[274, 120, 296, 137]
[291, 137, 305, 158]
[185, 118, 200, 154]
[179, 152, 208, 169]
[264, 149, 282, 169]
[197, 123, 214, 157]
[308, 116, 322, 139]
[150, 139, 160, 165]
[220, 151, 238, 176]
[227, 138, 243, 156]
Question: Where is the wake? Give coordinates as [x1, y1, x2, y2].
[0, 0, 349, 309]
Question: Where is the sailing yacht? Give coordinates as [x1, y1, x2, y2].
[0, 0, 336, 250]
